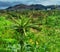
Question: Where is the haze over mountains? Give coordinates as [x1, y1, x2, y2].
[0, 0, 60, 10]
[0, 0, 60, 9]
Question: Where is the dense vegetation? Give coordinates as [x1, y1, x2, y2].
[0, 10, 60, 52]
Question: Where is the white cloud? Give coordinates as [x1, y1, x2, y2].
[0, 0, 60, 5]
[41, 0, 60, 5]
[21, 0, 60, 5]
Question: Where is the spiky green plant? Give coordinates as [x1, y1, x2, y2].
[5, 15, 41, 52]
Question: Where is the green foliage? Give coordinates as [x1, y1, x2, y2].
[0, 10, 60, 52]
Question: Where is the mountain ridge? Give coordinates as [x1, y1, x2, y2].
[6, 4, 60, 10]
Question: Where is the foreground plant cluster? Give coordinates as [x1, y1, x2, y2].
[0, 10, 60, 52]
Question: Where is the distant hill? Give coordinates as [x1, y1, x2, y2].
[46, 5, 60, 10]
[6, 4, 60, 10]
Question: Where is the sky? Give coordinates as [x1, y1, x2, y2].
[0, 0, 60, 9]
[0, 0, 60, 5]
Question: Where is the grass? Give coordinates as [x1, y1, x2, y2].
[0, 10, 60, 52]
